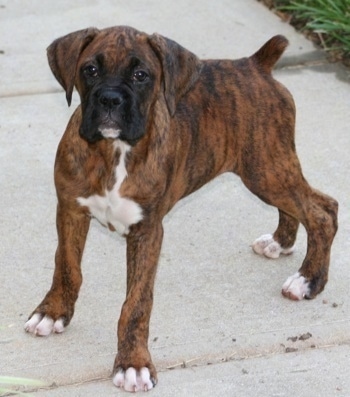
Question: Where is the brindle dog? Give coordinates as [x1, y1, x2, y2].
[25, 27, 338, 392]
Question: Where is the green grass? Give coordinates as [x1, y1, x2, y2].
[274, 0, 350, 57]
[0, 376, 46, 396]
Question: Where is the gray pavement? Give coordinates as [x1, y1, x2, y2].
[1, 0, 349, 396]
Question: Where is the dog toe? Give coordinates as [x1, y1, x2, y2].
[24, 313, 43, 333]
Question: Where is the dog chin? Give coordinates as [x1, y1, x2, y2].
[99, 127, 121, 140]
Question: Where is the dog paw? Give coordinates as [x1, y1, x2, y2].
[113, 367, 155, 392]
[24, 313, 65, 336]
[282, 272, 310, 300]
[252, 234, 294, 259]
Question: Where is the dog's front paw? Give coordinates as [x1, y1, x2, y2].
[282, 272, 311, 300]
[24, 313, 65, 336]
[25, 293, 73, 336]
[113, 367, 156, 392]
[252, 234, 294, 259]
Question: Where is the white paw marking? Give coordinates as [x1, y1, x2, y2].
[113, 367, 154, 392]
[252, 233, 294, 259]
[77, 140, 143, 235]
[282, 272, 310, 300]
[24, 314, 65, 336]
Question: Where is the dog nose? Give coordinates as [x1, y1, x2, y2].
[98, 90, 124, 108]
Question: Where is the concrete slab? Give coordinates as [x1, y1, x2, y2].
[0, 0, 349, 396]
[29, 346, 350, 397]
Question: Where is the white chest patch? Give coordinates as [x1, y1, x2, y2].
[77, 141, 143, 235]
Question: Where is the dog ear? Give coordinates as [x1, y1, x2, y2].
[149, 34, 202, 116]
[47, 28, 99, 106]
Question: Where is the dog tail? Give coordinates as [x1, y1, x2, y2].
[252, 35, 288, 73]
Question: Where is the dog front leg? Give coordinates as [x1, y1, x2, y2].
[25, 203, 90, 336]
[113, 221, 163, 392]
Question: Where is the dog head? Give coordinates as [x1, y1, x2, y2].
[47, 26, 202, 145]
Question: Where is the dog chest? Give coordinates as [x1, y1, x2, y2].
[77, 141, 143, 235]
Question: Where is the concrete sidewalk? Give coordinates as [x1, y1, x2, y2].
[1, 0, 349, 396]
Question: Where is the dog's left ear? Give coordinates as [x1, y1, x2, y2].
[149, 34, 202, 116]
[47, 27, 100, 106]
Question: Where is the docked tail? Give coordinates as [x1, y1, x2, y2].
[252, 35, 288, 73]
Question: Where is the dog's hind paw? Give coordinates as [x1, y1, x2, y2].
[252, 234, 294, 259]
[113, 367, 155, 392]
[282, 272, 311, 300]
[24, 313, 65, 336]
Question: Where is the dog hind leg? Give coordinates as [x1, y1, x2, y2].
[281, 188, 338, 300]
[241, 166, 338, 300]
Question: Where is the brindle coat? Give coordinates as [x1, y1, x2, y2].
[25, 27, 338, 391]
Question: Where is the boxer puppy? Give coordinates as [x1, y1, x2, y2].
[25, 26, 338, 392]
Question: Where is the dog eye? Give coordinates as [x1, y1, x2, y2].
[133, 70, 149, 82]
[83, 65, 99, 78]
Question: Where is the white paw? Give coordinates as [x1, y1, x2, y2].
[24, 314, 65, 336]
[282, 272, 310, 300]
[252, 234, 295, 259]
[113, 367, 154, 392]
